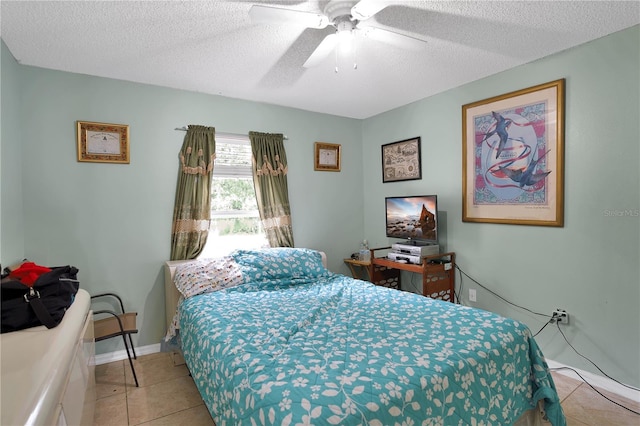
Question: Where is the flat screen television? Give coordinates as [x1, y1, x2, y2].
[385, 195, 438, 244]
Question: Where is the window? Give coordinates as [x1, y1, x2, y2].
[198, 136, 268, 258]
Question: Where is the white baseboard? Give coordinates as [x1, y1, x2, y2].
[547, 359, 640, 403]
[94, 343, 161, 365]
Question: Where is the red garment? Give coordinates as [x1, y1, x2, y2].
[9, 262, 51, 286]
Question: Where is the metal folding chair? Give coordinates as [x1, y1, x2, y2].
[91, 293, 139, 387]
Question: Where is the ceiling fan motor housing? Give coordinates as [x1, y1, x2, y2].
[324, 1, 359, 27]
[335, 17, 357, 33]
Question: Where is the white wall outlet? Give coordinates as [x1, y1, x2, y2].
[552, 309, 569, 325]
[469, 288, 477, 302]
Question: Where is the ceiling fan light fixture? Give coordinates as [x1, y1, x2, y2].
[336, 30, 355, 54]
[334, 17, 357, 53]
[337, 29, 353, 41]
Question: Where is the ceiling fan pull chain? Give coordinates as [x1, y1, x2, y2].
[335, 45, 339, 73]
[353, 30, 358, 70]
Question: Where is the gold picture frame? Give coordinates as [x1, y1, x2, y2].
[462, 79, 565, 226]
[314, 142, 341, 172]
[77, 121, 130, 163]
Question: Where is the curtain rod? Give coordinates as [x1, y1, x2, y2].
[174, 126, 288, 140]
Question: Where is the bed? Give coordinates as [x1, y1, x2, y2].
[164, 248, 565, 426]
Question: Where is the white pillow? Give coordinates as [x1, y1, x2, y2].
[173, 257, 244, 299]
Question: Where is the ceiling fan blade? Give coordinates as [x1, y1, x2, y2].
[351, 0, 391, 21]
[303, 33, 339, 68]
[249, 5, 330, 29]
[358, 25, 426, 50]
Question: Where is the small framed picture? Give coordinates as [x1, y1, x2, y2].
[77, 121, 130, 163]
[314, 142, 341, 172]
[382, 137, 422, 183]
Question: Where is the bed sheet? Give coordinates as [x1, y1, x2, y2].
[179, 273, 565, 426]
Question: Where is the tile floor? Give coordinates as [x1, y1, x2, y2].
[94, 352, 640, 425]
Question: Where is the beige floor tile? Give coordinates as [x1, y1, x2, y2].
[136, 405, 215, 426]
[96, 359, 127, 399]
[561, 383, 640, 426]
[94, 392, 129, 426]
[124, 351, 190, 388]
[551, 372, 582, 402]
[132, 351, 170, 362]
[95, 360, 124, 375]
[127, 375, 204, 425]
[565, 416, 590, 425]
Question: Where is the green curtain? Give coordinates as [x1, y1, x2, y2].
[249, 131, 294, 247]
[170, 125, 216, 260]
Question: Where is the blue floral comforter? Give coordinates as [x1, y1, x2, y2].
[178, 248, 565, 426]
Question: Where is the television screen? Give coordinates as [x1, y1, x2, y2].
[385, 195, 438, 243]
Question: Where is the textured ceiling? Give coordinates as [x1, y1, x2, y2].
[1, 1, 638, 119]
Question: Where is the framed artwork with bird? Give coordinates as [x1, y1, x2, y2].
[462, 79, 565, 227]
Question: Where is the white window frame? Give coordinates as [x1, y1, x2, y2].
[199, 135, 267, 258]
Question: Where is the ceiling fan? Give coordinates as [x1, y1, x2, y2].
[249, 0, 427, 69]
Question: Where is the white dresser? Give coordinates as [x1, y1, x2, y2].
[0, 289, 95, 425]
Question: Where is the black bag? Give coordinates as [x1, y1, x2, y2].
[1, 266, 80, 333]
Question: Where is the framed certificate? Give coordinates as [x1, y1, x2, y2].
[314, 142, 341, 172]
[77, 121, 130, 163]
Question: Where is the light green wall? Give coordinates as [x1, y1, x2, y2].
[362, 26, 640, 387]
[2, 43, 364, 352]
[1, 40, 25, 263]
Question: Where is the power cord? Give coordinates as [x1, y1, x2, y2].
[550, 366, 640, 416]
[554, 322, 640, 393]
[531, 320, 640, 416]
[533, 318, 553, 337]
[455, 264, 550, 318]
[455, 267, 463, 304]
[456, 262, 640, 415]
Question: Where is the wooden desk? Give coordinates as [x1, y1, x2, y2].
[370, 248, 456, 302]
[343, 258, 400, 289]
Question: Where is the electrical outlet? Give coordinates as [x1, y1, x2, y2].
[552, 309, 569, 325]
[469, 288, 477, 302]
